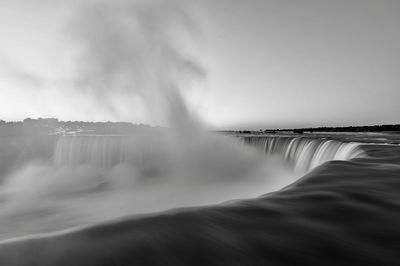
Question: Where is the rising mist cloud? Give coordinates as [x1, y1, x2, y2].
[67, 0, 205, 127]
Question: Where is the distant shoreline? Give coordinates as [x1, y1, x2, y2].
[1, 118, 399, 135]
[223, 124, 400, 135]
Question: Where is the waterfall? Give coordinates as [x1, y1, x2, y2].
[52, 135, 364, 174]
[243, 136, 364, 173]
[53, 135, 156, 168]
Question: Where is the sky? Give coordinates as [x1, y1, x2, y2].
[0, 0, 399, 129]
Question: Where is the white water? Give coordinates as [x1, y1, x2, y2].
[244, 136, 364, 173]
[53, 135, 155, 168]
[53, 135, 364, 173]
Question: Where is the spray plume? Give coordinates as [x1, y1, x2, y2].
[71, 0, 205, 128]
[0, 0, 296, 240]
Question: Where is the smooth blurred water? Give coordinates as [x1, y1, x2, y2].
[244, 135, 364, 173]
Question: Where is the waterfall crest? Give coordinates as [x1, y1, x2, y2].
[243, 136, 364, 173]
[53, 135, 364, 174]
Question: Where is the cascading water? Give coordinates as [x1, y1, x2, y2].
[52, 134, 364, 175]
[243, 136, 365, 173]
[53, 135, 156, 168]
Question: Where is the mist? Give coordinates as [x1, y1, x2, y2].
[69, 0, 205, 127]
[0, 0, 297, 239]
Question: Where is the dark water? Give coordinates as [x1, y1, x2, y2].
[0, 134, 399, 265]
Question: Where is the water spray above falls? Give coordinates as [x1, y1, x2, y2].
[71, 0, 204, 128]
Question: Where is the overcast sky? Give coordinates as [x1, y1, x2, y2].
[0, 0, 399, 129]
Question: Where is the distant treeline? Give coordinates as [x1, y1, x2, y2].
[290, 124, 400, 133]
[0, 118, 158, 136]
[233, 124, 400, 134]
